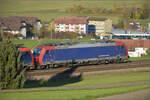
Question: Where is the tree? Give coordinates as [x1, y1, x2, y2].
[146, 47, 150, 56]
[117, 19, 124, 29]
[135, 10, 141, 19]
[48, 19, 55, 40]
[31, 22, 43, 38]
[141, 3, 150, 19]
[128, 8, 135, 19]
[0, 40, 25, 89]
[113, 3, 119, 14]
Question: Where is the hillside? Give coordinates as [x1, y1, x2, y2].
[0, 0, 149, 24]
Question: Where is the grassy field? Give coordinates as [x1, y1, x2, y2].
[1, 70, 150, 100]
[128, 56, 150, 61]
[0, 85, 149, 100]
[0, 0, 149, 23]
[24, 71, 150, 88]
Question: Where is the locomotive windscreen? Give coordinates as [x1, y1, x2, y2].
[33, 48, 42, 57]
[20, 51, 32, 65]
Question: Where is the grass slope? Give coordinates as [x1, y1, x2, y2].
[1, 71, 149, 100]
[24, 71, 150, 88]
[0, 0, 149, 23]
[0, 85, 149, 100]
[128, 56, 150, 61]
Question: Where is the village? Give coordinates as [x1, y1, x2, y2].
[0, 16, 150, 39]
[0, 16, 150, 57]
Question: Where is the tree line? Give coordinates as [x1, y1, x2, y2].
[65, 3, 150, 20]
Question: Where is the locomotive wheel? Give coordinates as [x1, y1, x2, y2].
[48, 64, 53, 68]
[35, 66, 45, 70]
[53, 64, 59, 68]
[41, 65, 47, 69]
[104, 60, 109, 64]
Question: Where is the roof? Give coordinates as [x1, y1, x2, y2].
[0, 16, 39, 31]
[19, 48, 31, 52]
[55, 41, 116, 49]
[54, 16, 87, 24]
[88, 17, 107, 21]
[111, 29, 149, 34]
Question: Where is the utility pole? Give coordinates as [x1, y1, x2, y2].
[51, 29, 52, 40]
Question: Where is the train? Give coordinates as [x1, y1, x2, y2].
[19, 41, 128, 69]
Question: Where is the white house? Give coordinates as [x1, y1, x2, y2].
[128, 47, 148, 57]
[54, 16, 88, 34]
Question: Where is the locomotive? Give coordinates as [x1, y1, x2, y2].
[32, 41, 128, 69]
[19, 47, 34, 67]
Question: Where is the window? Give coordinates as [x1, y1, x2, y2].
[46, 50, 50, 54]
[25, 51, 30, 56]
[33, 48, 42, 57]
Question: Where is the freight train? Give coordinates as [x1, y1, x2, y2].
[19, 41, 128, 69]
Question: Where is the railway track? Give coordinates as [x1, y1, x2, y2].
[26, 60, 150, 77]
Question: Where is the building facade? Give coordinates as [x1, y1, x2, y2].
[88, 18, 112, 36]
[54, 16, 112, 36]
[55, 16, 88, 34]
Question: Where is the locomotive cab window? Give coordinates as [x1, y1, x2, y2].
[22, 51, 29, 56]
[25, 51, 29, 56]
[33, 48, 42, 57]
[46, 50, 50, 54]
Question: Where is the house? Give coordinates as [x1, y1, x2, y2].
[128, 47, 147, 57]
[0, 16, 42, 38]
[124, 22, 142, 32]
[54, 16, 88, 34]
[54, 16, 112, 36]
[87, 17, 112, 36]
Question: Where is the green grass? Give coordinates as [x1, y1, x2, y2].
[24, 71, 150, 88]
[64, 71, 150, 87]
[1, 71, 149, 100]
[129, 56, 150, 61]
[0, 0, 149, 23]
[0, 84, 149, 100]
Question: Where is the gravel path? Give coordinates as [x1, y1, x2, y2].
[96, 88, 150, 100]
